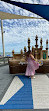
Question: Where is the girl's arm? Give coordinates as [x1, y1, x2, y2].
[30, 54, 37, 61]
[30, 54, 39, 65]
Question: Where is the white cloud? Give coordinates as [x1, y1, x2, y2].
[0, 0, 49, 54]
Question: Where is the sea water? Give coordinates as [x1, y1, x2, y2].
[0, 51, 49, 57]
[0, 52, 21, 57]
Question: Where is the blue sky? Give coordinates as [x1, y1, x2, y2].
[0, 0, 49, 54]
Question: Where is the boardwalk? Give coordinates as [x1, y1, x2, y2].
[0, 65, 49, 109]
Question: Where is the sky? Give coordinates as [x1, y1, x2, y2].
[0, 0, 49, 55]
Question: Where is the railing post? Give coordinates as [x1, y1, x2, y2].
[1, 20, 5, 57]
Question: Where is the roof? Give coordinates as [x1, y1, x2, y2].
[0, 11, 42, 20]
[1, 0, 49, 21]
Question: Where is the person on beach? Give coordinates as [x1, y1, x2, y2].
[25, 51, 39, 78]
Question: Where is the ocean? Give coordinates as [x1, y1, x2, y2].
[0, 52, 21, 57]
[0, 51, 49, 57]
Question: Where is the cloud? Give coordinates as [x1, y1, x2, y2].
[0, 19, 49, 52]
[0, 0, 49, 54]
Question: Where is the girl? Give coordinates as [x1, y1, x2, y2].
[25, 51, 39, 78]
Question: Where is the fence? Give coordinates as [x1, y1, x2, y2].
[0, 56, 12, 66]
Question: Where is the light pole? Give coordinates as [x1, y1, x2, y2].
[1, 19, 5, 57]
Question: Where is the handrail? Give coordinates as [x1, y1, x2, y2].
[0, 56, 12, 66]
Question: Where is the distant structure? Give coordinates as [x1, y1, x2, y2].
[23, 35, 48, 60]
[12, 35, 48, 60]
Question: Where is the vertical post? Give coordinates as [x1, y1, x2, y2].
[32, 46, 34, 56]
[12, 50, 14, 58]
[35, 35, 38, 60]
[35, 35, 38, 48]
[28, 38, 30, 51]
[1, 20, 5, 57]
[35, 50, 37, 60]
[24, 46, 27, 53]
[21, 49, 23, 55]
[40, 38, 43, 59]
[46, 39, 48, 59]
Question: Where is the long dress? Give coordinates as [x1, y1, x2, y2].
[25, 56, 39, 76]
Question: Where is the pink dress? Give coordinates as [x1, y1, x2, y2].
[25, 56, 39, 76]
